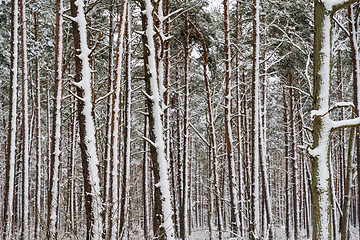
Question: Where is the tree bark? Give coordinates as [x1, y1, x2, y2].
[224, 0, 240, 236]
[3, 0, 18, 238]
[140, 0, 175, 239]
[70, 0, 103, 238]
[47, 0, 64, 238]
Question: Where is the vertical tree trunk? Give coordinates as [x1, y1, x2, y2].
[283, 87, 290, 239]
[224, 0, 240, 236]
[108, 0, 127, 238]
[69, 0, 103, 238]
[251, 0, 261, 238]
[259, 66, 273, 240]
[119, 5, 131, 238]
[143, 115, 149, 240]
[348, 4, 360, 232]
[289, 73, 298, 240]
[311, 1, 357, 238]
[180, 2, 189, 237]
[103, 0, 115, 236]
[69, 98, 77, 235]
[3, 0, 18, 238]
[34, 12, 42, 240]
[19, 0, 29, 237]
[337, 50, 345, 230]
[141, 0, 175, 239]
[340, 126, 355, 240]
[47, 0, 64, 238]
[235, 3, 244, 236]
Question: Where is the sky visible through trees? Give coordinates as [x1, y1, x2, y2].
[2, 0, 360, 239]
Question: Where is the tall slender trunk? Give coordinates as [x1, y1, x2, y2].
[259, 63, 273, 239]
[141, 0, 175, 239]
[143, 115, 149, 240]
[47, 0, 64, 238]
[20, 0, 29, 237]
[283, 87, 290, 239]
[235, 3, 245, 237]
[180, 3, 190, 238]
[289, 73, 298, 239]
[3, 0, 19, 238]
[337, 50, 345, 230]
[340, 126, 356, 240]
[224, 0, 240, 236]
[119, 6, 131, 238]
[34, 12, 42, 240]
[251, 0, 261, 238]
[70, 0, 103, 238]
[103, 0, 114, 236]
[108, 1, 127, 238]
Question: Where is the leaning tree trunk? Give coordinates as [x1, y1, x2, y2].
[69, 0, 103, 239]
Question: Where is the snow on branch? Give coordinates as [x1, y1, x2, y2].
[331, 117, 360, 130]
[311, 102, 354, 119]
[322, 0, 358, 12]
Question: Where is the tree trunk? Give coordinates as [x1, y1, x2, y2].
[180, 3, 190, 238]
[289, 73, 298, 240]
[20, 0, 29, 237]
[311, 1, 357, 238]
[224, 0, 240, 236]
[108, 0, 127, 238]
[140, 0, 175, 239]
[69, 0, 103, 238]
[283, 87, 290, 239]
[3, 0, 19, 238]
[251, 0, 261, 238]
[47, 0, 64, 238]
[119, 6, 131, 238]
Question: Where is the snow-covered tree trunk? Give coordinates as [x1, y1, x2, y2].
[142, 115, 150, 240]
[224, 0, 240, 236]
[141, 0, 175, 239]
[340, 127, 355, 240]
[180, 2, 189, 238]
[311, 1, 357, 239]
[47, 0, 63, 238]
[69, 0, 103, 239]
[251, 0, 261, 238]
[259, 58, 273, 239]
[20, 0, 29, 237]
[283, 87, 290, 239]
[348, 3, 360, 231]
[103, 0, 114, 236]
[34, 13, 42, 240]
[119, 5, 131, 238]
[3, 0, 18, 239]
[108, 0, 127, 238]
[289, 73, 298, 240]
